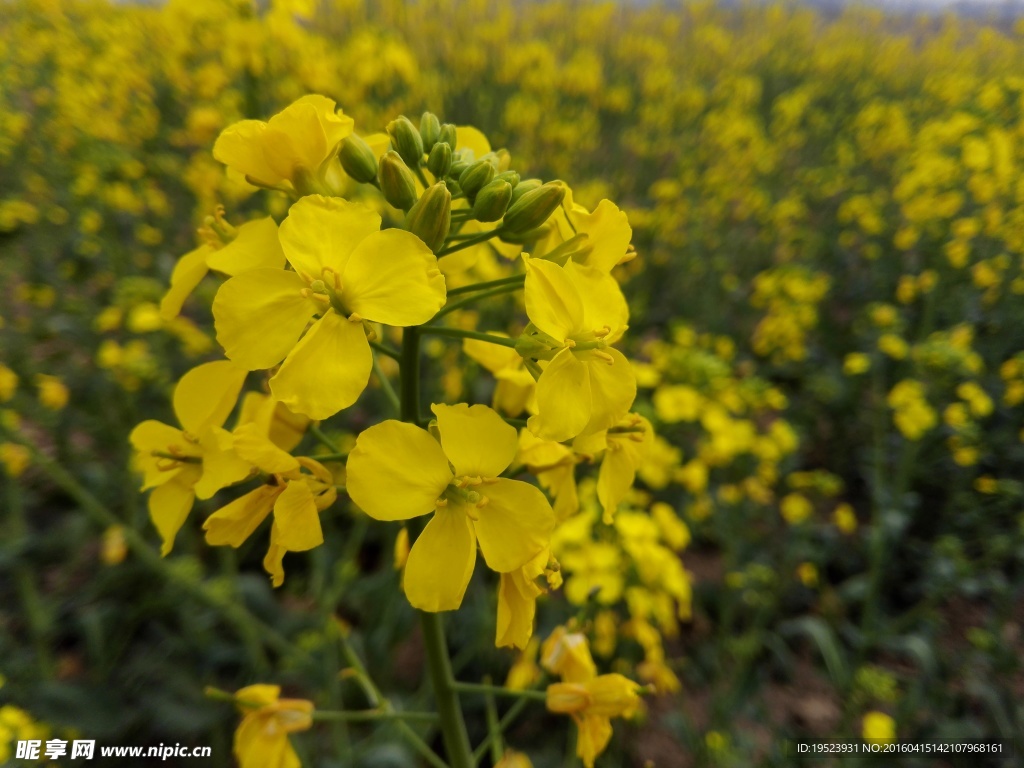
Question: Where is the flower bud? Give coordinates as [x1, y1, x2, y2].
[427, 142, 453, 178]
[444, 178, 462, 196]
[502, 181, 565, 234]
[510, 178, 542, 205]
[378, 151, 418, 210]
[459, 160, 495, 199]
[472, 179, 513, 222]
[449, 159, 471, 179]
[386, 116, 425, 168]
[499, 224, 551, 244]
[405, 182, 452, 254]
[419, 112, 441, 152]
[338, 134, 379, 184]
[438, 123, 458, 148]
[496, 170, 520, 188]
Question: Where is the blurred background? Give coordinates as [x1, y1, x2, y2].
[1, 0, 1023, 765]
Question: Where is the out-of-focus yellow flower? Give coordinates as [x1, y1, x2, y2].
[546, 673, 643, 768]
[0, 443, 30, 477]
[833, 503, 857, 534]
[0, 365, 17, 402]
[36, 374, 69, 410]
[506, 638, 542, 691]
[887, 380, 937, 440]
[780, 492, 813, 524]
[797, 562, 818, 587]
[346, 404, 553, 612]
[495, 749, 533, 768]
[214, 95, 354, 193]
[862, 711, 896, 742]
[843, 353, 871, 376]
[101, 525, 128, 565]
[232, 684, 313, 768]
[877, 333, 908, 360]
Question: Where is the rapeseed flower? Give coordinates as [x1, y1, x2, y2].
[232, 685, 313, 768]
[345, 403, 554, 612]
[214, 195, 446, 419]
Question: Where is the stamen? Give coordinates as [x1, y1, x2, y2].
[564, 338, 577, 348]
[592, 350, 615, 364]
[435, 498, 448, 508]
[593, 325, 612, 338]
[348, 312, 363, 323]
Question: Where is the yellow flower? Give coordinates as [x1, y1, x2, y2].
[861, 711, 896, 742]
[833, 503, 857, 534]
[887, 379, 936, 440]
[36, 374, 69, 410]
[546, 674, 643, 768]
[204, 432, 335, 587]
[496, 548, 550, 649]
[780, 493, 813, 524]
[495, 749, 534, 768]
[0, 443, 30, 477]
[842, 352, 871, 376]
[0, 365, 17, 402]
[129, 361, 251, 555]
[232, 685, 313, 768]
[517, 429, 579, 520]
[213, 95, 354, 193]
[214, 195, 446, 419]
[877, 333, 908, 360]
[538, 185, 634, 273]
[160, 216, 285, 320]
[101, 525, 128, 566]
[583, 414, 652, 523]
[653, 384, 703, 422]
[346, 404, 554, 612]
[541, 626, 597, 684]
[522, 256, 635, 441]
[463, 335, 536, 417]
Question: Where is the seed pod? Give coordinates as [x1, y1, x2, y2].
[419, 112, 441, 152]
[458, 160, 495, 200]
[502, 181, 566, 234]
[438, 123, 458, 148]
[427, 142, 453, 178]
[472, 179, 513, 222]
[510, 178, 542, 205]
[378, 151, 418, 210]
[406, 182, 452, 254]
[386, 116, 425, 168]
[338, 134, 379, 184]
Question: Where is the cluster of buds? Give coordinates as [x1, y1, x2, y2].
[339, 111, 566, 254]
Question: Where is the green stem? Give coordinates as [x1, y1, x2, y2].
[309, 424, 341, 453]
[420, 612, 474, 768]
[372, 352, 401, 415]
[433, 284, 522, 320]
[471, 694, 537, 765]
[452, 682, 546, 701]
[447, 274, 526, 297]
[399, 324, 473, 768]
[483, 676, 503, 766]
[313, 709, 438, 723]
[436, 227, 504, 258]
[420, 327, 518, 348]
[312, 452, 348, 463]
[370, 339, 401, 360]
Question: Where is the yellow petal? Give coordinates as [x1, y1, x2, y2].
[294, 93, 354, 150]
[496, 550, 547, 649]
[234, 711, 300, 768]
[270, 310, 372, 419]
[431, 403, 517, 478]
[263, 100, 327, 181]
[234, 684, 281, 708]
[528, 349, 591, 441]
[574, 263, 629, 343]
[345, 421, 452, 521]
[462, 334, 519, 374]
[203, 485, 278, 547]
[575, 714, 613, 768]
[130, 420, 195, 490]
[148, 466, 200, 556]
[473, 478, 553, 573]
[597, 448, 634, 525]
[213, 268, 316, 370]
[456, 125, 492, 159]
[160, 244, 212, 320]
[570, 199, 632, 273]
[263, 523, 288, 588]
[272, 480, 324, 552]
[278, 195, 381, 278]
[173, 360, 248, 435]
[233, 421, 301, 474]
[194, 426, 253, 499]
[342, 230, 446, 326]
[524, 256, 584, 341]
[206, 217, 286, 275]
[404, 506, 477, 612]
[213, 119, 280, 186]
[581, 348, 636, 435]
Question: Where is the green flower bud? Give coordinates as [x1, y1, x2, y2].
[502, 181, 565, 234]
[406, 182, 452, 254]
[419, 112, 441, 152]
[472, 179, 513, 222]
[338, 134, 379, 184]
[378, 151, 418, 210]
[444, 178, 462, 196]
[449, 159, 470, 179]
[499, 224, 551, 244]
[427, 142, 453, 178]
[495, 170, 520, 188]
[439, 123, 458, 148]
[510, 178, 542, 205]
[459, 160, 495, 199]
[386, 116, 425, 168]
